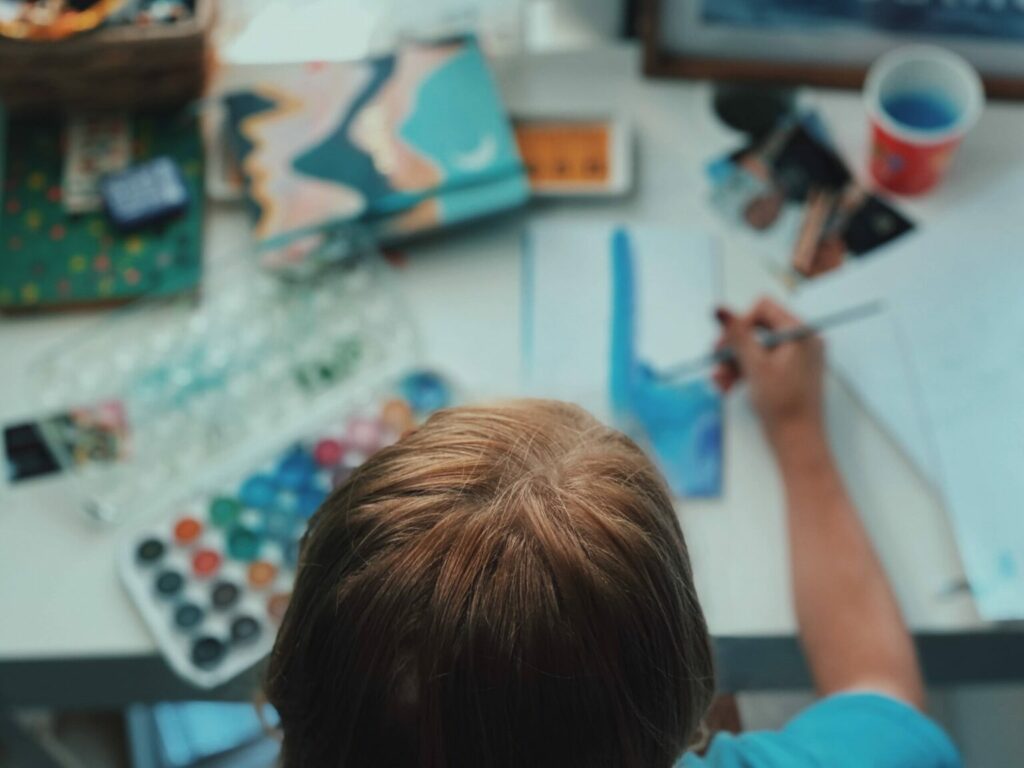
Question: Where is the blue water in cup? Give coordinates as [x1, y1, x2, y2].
[883, 92, 958, 131]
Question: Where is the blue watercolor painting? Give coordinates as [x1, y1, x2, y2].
[523, 222, 723, 499]
[609, 229, 722, 498]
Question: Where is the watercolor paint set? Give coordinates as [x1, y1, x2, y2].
[15, 253, 415, 524]
[119, 370, 454, 688]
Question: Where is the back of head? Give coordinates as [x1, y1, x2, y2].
[266, 400, 714, 768]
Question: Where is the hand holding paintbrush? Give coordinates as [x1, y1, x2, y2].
[717, 298, 829, 449]
[670, 298, 881, 450]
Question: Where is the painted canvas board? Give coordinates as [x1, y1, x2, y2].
[223, 37, 528, 266]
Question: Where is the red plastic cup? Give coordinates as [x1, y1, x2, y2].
[865, 45, 983, 196]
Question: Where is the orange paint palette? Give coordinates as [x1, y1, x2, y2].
[513, 117, 631, 197]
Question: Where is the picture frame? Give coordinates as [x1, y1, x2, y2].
[640, 0, 1024, 100]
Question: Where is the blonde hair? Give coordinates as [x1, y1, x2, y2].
[266, 400, 714, 768]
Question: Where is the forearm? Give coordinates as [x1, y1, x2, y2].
[772, 422, 926, 709]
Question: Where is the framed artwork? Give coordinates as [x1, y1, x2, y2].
[640, 0, 1024, 99]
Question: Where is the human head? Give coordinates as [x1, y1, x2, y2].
[266, 400, 714, 768]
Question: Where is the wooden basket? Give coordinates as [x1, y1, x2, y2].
[0, 0, 213, 113]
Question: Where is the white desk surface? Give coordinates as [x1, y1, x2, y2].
[4, 43, 1019, 662]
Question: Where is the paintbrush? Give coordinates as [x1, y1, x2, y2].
[658, 300, 884, 381]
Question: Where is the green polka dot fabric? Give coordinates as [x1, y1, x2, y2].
[0, 110, 203, 312]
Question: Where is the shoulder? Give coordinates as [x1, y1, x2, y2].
[679, 693, 961, 768]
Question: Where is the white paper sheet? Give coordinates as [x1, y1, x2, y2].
[794, 171, 1024, 619]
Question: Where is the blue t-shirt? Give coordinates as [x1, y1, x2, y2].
[680, 693, 961, 767]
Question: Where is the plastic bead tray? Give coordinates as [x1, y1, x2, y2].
[23, 253, 416, 524]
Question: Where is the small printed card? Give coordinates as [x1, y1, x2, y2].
[3, 400, 129, 483]
[706, 112, 914, 283]
[62, 113, 133, 213]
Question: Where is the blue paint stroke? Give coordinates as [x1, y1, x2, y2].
[610, 228, 637, 416]
[630, 367, 723, 498]
[609, 227, 723, 498]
